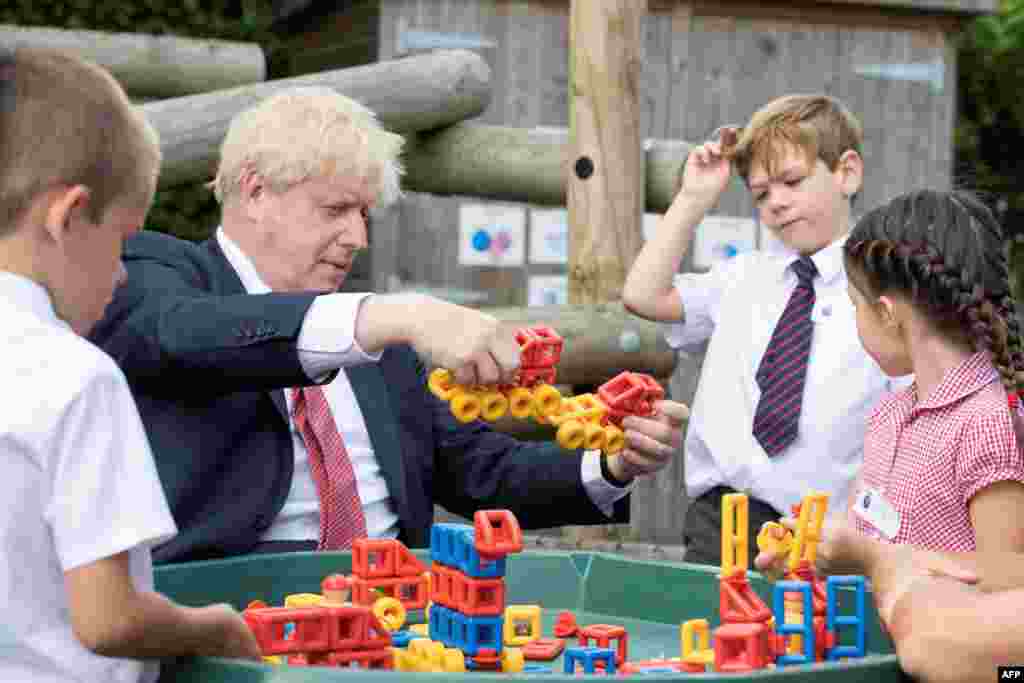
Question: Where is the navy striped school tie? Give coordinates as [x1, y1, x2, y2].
[752, 256, 818, 456]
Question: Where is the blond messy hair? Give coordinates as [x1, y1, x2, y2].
[0, 48, 160, 234]
[209, 87, 405, 208]
[728, 94, 863, 183]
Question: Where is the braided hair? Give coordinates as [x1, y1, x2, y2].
[843, 190, 1024, 444]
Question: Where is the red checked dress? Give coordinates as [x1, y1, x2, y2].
[849, 352, 1024, 552]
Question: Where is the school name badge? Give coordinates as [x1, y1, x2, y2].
[851, 487, 901, 540]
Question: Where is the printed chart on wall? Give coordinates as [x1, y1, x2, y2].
[527, 275, 568, 307]
[529, 208, 664, 265]
[692, 215, 757, 269]
[458, 203, 526, 267]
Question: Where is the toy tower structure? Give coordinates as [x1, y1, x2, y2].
[712, 492, 775, 672]
[428, 510, 525, 672]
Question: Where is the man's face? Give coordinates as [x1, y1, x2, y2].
[747, 145, 852, 255]
[253, 174, 374, 293]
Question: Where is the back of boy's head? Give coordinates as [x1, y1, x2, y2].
[844, 189, 1024, 401]
[0, 48, 160, 235]
[729, 94, 863, 182]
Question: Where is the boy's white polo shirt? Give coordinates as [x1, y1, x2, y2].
[0, 272, 177, 683]
[665, 234, 902, 516]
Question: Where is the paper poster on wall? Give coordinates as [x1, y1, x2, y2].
[458, 203, 526, 267]
[692, 215, 757, 269]
[529, 207, 569, 264]
[527, 275, 568, 307]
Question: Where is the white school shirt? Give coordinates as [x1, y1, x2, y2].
[215, 229, 627, 544]
[665, 233, 903, 516]
[0, 272, 177, 683]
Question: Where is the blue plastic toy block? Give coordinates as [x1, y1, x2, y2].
[563, 646, 617, 674]
[826, 575, 867, 660]
[773, 580, 816, 667]
[390, 630, 419, 648]
[430, 523, 472, 567]
[455, 612, 503, 657]
[454, 528, 506, 578]
[522, 663, 552, 673]
[429, 604, 459, 649]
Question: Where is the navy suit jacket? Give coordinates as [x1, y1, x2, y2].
[89, 231, 627, 563]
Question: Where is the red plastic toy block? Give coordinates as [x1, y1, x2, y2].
[620, 659, 704, 674]
[522, 637, 565, 661]
[719, 570, 772, 624]
[352, 538, 427, 579]
[430, 562, 454, 607]
[473, 509, 523, 559]
[516, 326, 563, 370]
[351, 574, 429, 611]
[714, 622, 772, 672]
[553, 611, 578, 638]
[597, 371, 665, 426]
[244, 605, 391, 656]
[451, 574, 506, 616]
[578, 624, 628, 666]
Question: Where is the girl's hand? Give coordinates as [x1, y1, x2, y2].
[754, 515, 861, 578]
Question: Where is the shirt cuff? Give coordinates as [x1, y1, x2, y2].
[297, 293, 383, 379]
[581, 450, 632, 518]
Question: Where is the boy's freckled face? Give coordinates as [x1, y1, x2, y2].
[747, 146, 851, 256]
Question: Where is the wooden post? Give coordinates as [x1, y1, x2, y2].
[565, 0, 645, 545]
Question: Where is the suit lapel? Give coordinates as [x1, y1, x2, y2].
[202, 237, 290, 423]
[346, 363, 408, 517]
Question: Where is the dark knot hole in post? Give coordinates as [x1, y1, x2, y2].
[574, 156, 595, 180]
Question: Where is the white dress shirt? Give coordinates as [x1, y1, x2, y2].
[665, 232, 905, 516]
[215, 229, 627, 543]
[0, 272, 177, 683]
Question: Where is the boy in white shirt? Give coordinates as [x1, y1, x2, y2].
[0, 48, 260, 682]
[623, 94, 900, 566]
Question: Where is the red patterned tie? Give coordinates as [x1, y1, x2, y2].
[752, 256, 818, 456]
[289, 386, 367, 549]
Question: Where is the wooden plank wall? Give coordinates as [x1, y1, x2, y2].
[372, 0, 958, 544]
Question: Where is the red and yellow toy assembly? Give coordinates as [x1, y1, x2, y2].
[428, 325, 665, 455]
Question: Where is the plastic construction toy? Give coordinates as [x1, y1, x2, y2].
[546, 371, 664, 454]
[421, 510, 526, 673]
[428, 325, 565, 424]
[698, 492, 869, 672]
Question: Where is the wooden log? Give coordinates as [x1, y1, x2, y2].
[486, 302, 676, 387]
[568, 0, 644, 304]
[1, 24, 264, 98]
[404, 123, 690, 214]
[145, 49, 492, 190]
[565, 0, 644, 544]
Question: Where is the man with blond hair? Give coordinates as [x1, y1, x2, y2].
[90, 86, 690, 563]
[0, 47, 260, 683]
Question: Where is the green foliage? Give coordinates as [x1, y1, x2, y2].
[955, 0, 1024, 297]
[4, 0, 282, 241]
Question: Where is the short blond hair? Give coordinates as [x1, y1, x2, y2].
[728, 94, 863, 182]
[0, 48, 160, 234]
[210, 87, 404, 208]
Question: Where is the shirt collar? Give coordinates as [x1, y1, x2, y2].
[216, 226, 271, 295]
[766, 230, 849, 287]
[0, 270, 64, 326]
[905, 351, 999, 417]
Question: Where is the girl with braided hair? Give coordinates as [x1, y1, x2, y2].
[839, 189, 1024, 554]
[757, 189, 1024, 579]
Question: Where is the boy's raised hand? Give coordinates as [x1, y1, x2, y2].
[677, 126, 738, 207]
